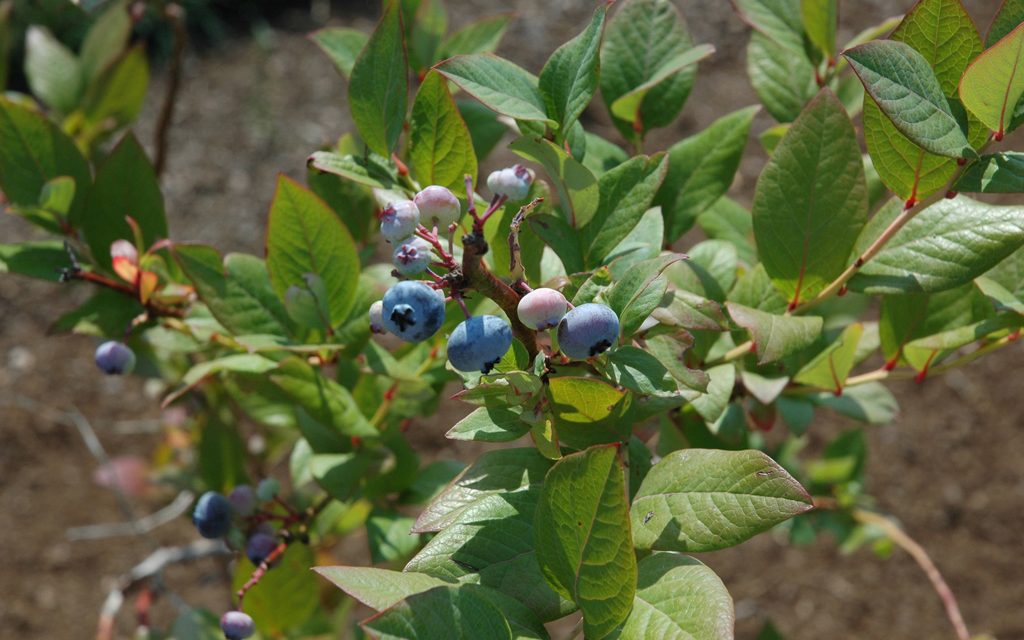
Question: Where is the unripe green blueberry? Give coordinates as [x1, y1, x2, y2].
[380, 200, 420, 242]
[486, 165, 533, 200]
[447, 315, 513, 374]
[256, 478, 280, 501]
[517, 288, 568, 330]
[391, 236, 434, 276]
[557, 303, 620, 360]
[414, 185, 462, 227]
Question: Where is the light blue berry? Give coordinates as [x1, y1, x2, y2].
[382, 281, 446, 343]
[447, 315, 513, 374]
[380, 200, 420, 242]
[94, 341, 136, 375]
[220, 611, 255, 640]
[391, 236, 434, 276]
[557, 303, 619, 360]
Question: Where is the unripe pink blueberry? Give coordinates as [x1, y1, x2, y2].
[517, 288, 568, 330]
[369, 300, 386, 334]
[391, 236, 434, 276]
[414, 185, 461, 227]
[486, 165, 533, 200]
[380, 200, 420, 242]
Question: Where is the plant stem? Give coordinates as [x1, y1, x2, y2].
[705, 340, 754, 366]
[853, 509, 970, 640]
[154, 3, 186, 177]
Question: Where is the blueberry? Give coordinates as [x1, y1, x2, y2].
[557, 303, 619, 360]
[256, 478, 280, 502]
[486, 165, 533, 200]
[246, 532, 279, 566]
[391, 236, 434, 276]
[380, 200, 420, 242]
[517, 288, 568, 330]
[369, 300, 386, 334]
[228, 485, 256, 517]
[220, 611, 255, 640]
[193, 491, 232, 539]
[414, 185, 461, 227]
[94, 341, 136, 375]
[447, 315, 513, 374]
[381, 281, 446, 343]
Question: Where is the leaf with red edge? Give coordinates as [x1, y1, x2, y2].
[960, 22, 1024, 136]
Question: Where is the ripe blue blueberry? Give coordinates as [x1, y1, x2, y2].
[447, 315, 513, 374]
[414, 185, 461, 227]
[369, 300, 386, 334]
[193, 491, 232, 539]
[220, 611, 255, 640]
[517, 288, 568, 330]
[391, 236, 433, 276]
[256, 478, 280, 502]
[228, 485, 256, 517]
[94, 341, 135, 375]
[557, 303, 620, 360]
[380, 200, 420, 242]
[246, 532, 278, 567]
[486, 165, 533, 200]
[382, 280, 446, 343]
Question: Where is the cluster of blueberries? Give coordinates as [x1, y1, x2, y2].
[191, 479, 285, 639]
[369, 168, 621, 372]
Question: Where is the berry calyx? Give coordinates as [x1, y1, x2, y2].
[381, 281, 446, 343]
[193, 491, 232, 539]
[220, 611, 255, 640]
[391, 236, 433, 276]
[414, 185, 462, 227]
[94, 341, 136, 375]
[447, 315, 513, 374]
[379, 200, 420, 242]
[517, 288, 568, 330]
[557, 303, 620, 360]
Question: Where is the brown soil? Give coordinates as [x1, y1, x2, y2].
[1, 1, 1022, 639]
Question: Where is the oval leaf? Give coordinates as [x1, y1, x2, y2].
[348, 2, 408, 157]
[410, 70, 477, 192]
[436, 54, 554, 126]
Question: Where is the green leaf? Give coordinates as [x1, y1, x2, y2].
[198, 416, 248, 492]
[307, 150, 398, 190]
[746, 31, 817, 123]
[414, 447, 553, 532]
[607, 253, 685, 336]
[850, 196, 1024, 294]
[631, 448, 813, 552]
[0, 97, 90, 221]
[811, 381, 899, 424]
[987, 0, 1024, 46]
[686, 363, 735, 424]
[844, 41, 974, 158]
[961, 22, 1024, 135]
[79, 0, 130, 82]
[697, 197, 756, 266]
[584, 154, 668, 265]
[182, 353, 278, 388]
[231, 544, 318, 634]
[801, 0, 836, 60]
[459, 100, 507, 163]
[348, 1, 408, 157]
[24, 26, 82, 113]
[81, 45, 149, 131]
[547, 377, 631, 450]
[734, 0, 806, 52]
[600, 0, 699, 141]
[269, 357, 377, 438]
[367, 508, 420, 564]
[265, 175, 360, 326]
[410, 70, 477, 192]
[656, 106, 758, 242]
[527, 214, 584, 274]
[310, 27, 368, 79]
[509, 136, 598, 226]
[793, 322, 864, 391]
[610, 553, 734, 640]
[446, 404, 529, 442]
[310, 451, 370, 499]
[362, 585, 512, 640]
[538, 4, 606, 136]
[53, 288, 142, 337]
[83, 134, 167, 270]
[436, 54, 554, 126]
[860, 0, 985, 200]
[535, 445, 636, 640]
[752, 90, 868, 306]
[726, 302, 823, 364]
[0, 241, 67, 281]
[607, 44, 714, 128]
[977, 246, 1024, 314]
[440, 14, 510, 58]
[170, 610, 222, 640]
[956, 152, 1024, 192]
[605, 346, 681, 396]
[174, 245, 293, 336]
[407, 0, 447, 73]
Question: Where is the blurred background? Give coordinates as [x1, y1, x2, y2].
[1, 1, 1022, 638]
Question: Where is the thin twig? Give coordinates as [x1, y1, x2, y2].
[853, 510, 970, 640]
[154, 3, 187, 176]
[67, 491, 195, 541]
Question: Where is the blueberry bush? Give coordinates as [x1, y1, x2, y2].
[2, 0, 1023, 638]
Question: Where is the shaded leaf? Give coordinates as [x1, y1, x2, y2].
[410, 70, 477, 192]
[437, 54, 553, 126]
[539, 4, 606, 136]
[349, 2, 408, 157]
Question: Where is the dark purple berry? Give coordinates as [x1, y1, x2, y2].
[192, 491, 232, 539]
[246, 532, 279, 567]
[220, 610, 255, 640]
[94, 341, 136, 375]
